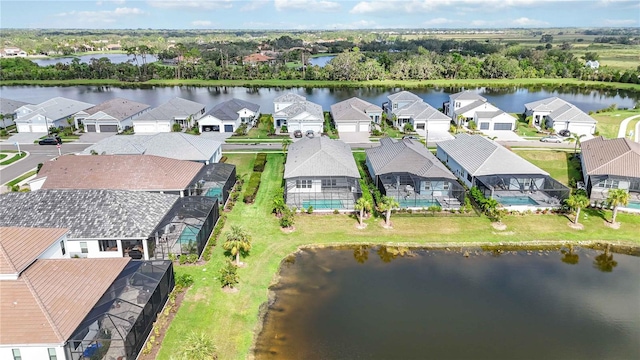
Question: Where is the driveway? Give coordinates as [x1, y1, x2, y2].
[78, 132, 116, 144]
[480, 130, 526, 142]
[339, 132, 370, 143]
[4, 132, 47, 145]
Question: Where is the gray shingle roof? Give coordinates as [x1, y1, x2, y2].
[275, 100, 323, 119]
[581, 136, 640, 178]
[17, 97, 94, 122]
[388, 91, 422, 102]
[81, 133, 221, 162]
[450, 90, 487, 102]
[524, 97, 567, 112]
[330, 97, 382, 123]
[81, 98, 150, 121]
[205, 98, 260, 121]
[437, 134, 548, 176]
[274, 93, 306, 103]
[547, 104, 596, 124]
[135, 97, 204, 121]
[284, 137, 360, 178]
[0, 98, 30, 115]
[0, 190, 178, 239]
[366, 138, 456, 179]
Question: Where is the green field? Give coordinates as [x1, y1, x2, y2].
[156, 152, 640, 360]
[513, 150, 581, 186]
[591, 109, 640, 139]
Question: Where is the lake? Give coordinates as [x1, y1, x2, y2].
[309, 55, 335, 67]
[31, 53, 158, 67]
[254, 246, 640, 360]
[1, 85, 637, 114]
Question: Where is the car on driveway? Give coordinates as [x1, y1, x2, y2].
[305, 130, 314, 138]
[293, 130, 303, 138]
[558, 129, 571, 137]
[540, 135, 563, 143]
[38, 137, 59, 145]
[402, 135, 419, 140]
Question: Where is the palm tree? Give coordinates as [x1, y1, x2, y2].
[565, 132, 586, 156]
[219, 259, 240, 290]
[565, 193, 590, 225]
[281, 138, 292, 154]
[607, 188, 629, 224]
[378, 196, 399, 227]
[222, 225, 252, 265]
[354, 197, 372, 226]
[593, 244, 617, 273]
[176, 331, 218, 360]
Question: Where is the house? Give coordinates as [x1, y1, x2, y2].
[365, 137, 465, 209]
[443, 90, 516, 131]
[284, 136, 361, 211]
[132, 97, 205, 133]
[579, 136, 640, 211]
[524, 97, 597, 136]
[199, 98, 260, 133]
[74, 98, 150, 133]
[106, 43, 121, 51]
[243, 53, 275, 65]
[0, 98, 30, 128]
[330, 97, 382, 134]
[0, 227, 175, 360]
[585, 60, 600, 69]
[382, 91, 453, 140]
[14, 97, 94, 133]
[436, 134, 569, 210]
[0, 47, 26, 57]
[82, 132, 223, 164]
[273, 93, 324, 134]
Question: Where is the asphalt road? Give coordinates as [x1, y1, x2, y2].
[0, 143, 89, 184]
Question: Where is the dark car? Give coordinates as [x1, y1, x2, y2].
[293, 130, 303, 138]
[558, 129, 571, 137]
[39, 137, 59, 145]
[402, 135, 419, 140]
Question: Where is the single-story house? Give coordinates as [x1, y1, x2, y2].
[81, 132, 223, 164]
[284, 136, 361, 211]
[580, 136, 640, 211]
[443, 90, 516, 131]
[0, 98, 30, 128]
[383, 91, 454, 140]
[436, 134, 569, 210]
[585, 60, 600, 69]
[524, 97, 597, 136]
[273, 93, 324, 134]
[15, 97, 94, 133]
[365, 137, 465, 209]
[0, 227, 175, 360]
[74, 97, 150, 133]
[133, 97, 205, 133]
[330, 97, 382, 134]
[199, 98, 260, 133]
[243, 53, 275, 66]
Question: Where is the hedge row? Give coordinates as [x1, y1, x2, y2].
[202, 214, 227, 261]
[243, 171, 263, 204]
[253, 153, 267, 172]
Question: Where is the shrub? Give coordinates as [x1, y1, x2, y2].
[178, 254, 188, 265]
[280, 206, 295, 228]
[0, 129, 8, 137]
[243, 171, 262, 204]
[281, 125, 288, 133]
[187, 254, 198, 263]
[253, 153, 268, 172]
[175, 273, 194, 289]
[371, 129, 383, 136]
[468, 120, 477, 130]
[219, 259, 239, 289]
[333, 209, 340, 214]
[403, 123, 414, 132]
[172, 123, 182, 132]
[307, 206, 313, 214]
[36, 163, 43, 173]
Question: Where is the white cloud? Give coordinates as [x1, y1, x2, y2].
[424, 18, 455, 26]
[512, 17, 549, 26]
[191, 20, 213, 27]
[603, 18, 638, 25]
[351, 0, 571, 15]
[324, 20, 378, 29]
[147, 0, 233, 10]
[55, 7, 145, 20]
[241, 0, 269, 11]
[96, 0, 126, 5]
[274, 0, 341, 12]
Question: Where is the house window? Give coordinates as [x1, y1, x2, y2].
[416, 123, 425, 130]
[48, 348, 57, 360]
[80, 242, 88, 254]
[321, 179, 337, 187]
[455, 102, 461, 108]
[12, 349, 21, 360]
[597, 179, 619, 189]
[393, 103, 397, 109]
[444, 183, 450, 190]
[60, 241, 65, 255]
[99, 240, 118, 252]
[296, 180, 312, 189]
[467, 173, 472, 182]
[424, 182, 431, 190]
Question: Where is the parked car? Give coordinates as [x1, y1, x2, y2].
[305, 130, 314, 138]
[402, 135, 419, 140]
[558, 129, 571, 137]
[293, 130, 303, 138]
[38, 137, 59, 145]
[540, 135, 563, 143]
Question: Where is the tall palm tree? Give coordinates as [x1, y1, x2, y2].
[222, 225, 252, 265]
[378, 196, 399, 227]
[607, 188, 629, 224]
[354, 197, 372, 226]
[565, 193, 590, 225]
[281, 138, 292, 154]
[565, 132, 586, 156]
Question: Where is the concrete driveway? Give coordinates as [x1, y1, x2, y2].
[339, 132, 370, 143]
[78, 132, 116, 144]
[4, 132, 47, 145]
[481, 130, 526, 142]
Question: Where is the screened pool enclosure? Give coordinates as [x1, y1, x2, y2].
[190, 162, 236, 206]
[377, 172, 465, 209]
[285, 176, 362, 210]
[65, 260, 174, 360]
[475, 174, 570, 208]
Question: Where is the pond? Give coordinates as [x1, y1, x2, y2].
[1, 85, 637, 114]
[308, 55, 335, 68]
[254, 246, 640, 360]
[31, 53, 158, 67]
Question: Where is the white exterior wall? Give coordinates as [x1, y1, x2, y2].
[66, 239, 124, 259]
[551, 121, 596, 136]
[40, 235, 70, 260]
[0, 345, 66, 360]
[133, 121, 172, 133]
[436, 147, 472, 188]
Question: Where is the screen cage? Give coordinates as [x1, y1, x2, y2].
[188, 163, 236, 206]
[285, 176, 362, 210]
[377, 172, 465, 209]
[475, 174, 570, 207]
[65, 260, 175, 360]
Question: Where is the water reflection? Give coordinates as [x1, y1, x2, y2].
[594, 245, 618, 273]
[352, 245, 369, 264]
[561, 245, 580, 265]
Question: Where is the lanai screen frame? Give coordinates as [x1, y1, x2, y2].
[285, 175, 362, 210]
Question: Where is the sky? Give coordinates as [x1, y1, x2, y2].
[0, 0, 639, 30]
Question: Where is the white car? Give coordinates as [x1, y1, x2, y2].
[540, 135, 563, 143]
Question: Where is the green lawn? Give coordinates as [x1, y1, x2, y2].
[591, 109, 640, 139]
[0, 152, 26, 166]
[6, 170, 37, 186]
[157, 152, 640, 360]
[513, 150, 582, 186]
[0, 154, 7, 160]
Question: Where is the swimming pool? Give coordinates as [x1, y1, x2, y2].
[302, 199, 345, 210]
[397, 199, 441, 208]
[498, 196, 539, 206]
[205, 187, 222, 199]
[626, 202, 640, 209]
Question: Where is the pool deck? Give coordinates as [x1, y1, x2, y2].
[494, 190, 561, 209]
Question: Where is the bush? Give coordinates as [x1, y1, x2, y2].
[468, 121, 477, 130]
[220, 259, 239, 288]
[403, 123, 414, 132]
[371, 129, 383, 136]
[280, 206, 295, 228]
[307, 206, 314, 214]
[0, 129, 8, 137]
[178, 254, 188, 265]
[234, 123, 248, 136]
[333, 209, 340, 214]
[172, 123, 182, 132]
[243, 171, 262, 204]
[281, 125, 288, 133]
[253, 153, 267, 172]
[175, 273, 194, 289]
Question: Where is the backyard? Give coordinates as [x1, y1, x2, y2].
[590, 108, 640, 139]
[156, 152, 640, 360]
[513, 149, 582, 186]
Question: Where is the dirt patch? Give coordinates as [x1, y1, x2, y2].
[380, 220, 393, 229]
[493, 231, 515, 236]
[280, 226, 296, 234]
[137, 289, 187, 360]
[567, 222, 584, 230]
[222, 286, 239, 294]
[604, 221, 621, 229]
[491, 222, 507, 231]
[355, 222, 368, 230]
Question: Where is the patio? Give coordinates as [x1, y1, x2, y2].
[285, 178, 362, 211]
[378, 173, 465, 210]
[475, 174, 570, 210]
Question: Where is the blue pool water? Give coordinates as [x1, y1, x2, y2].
[302, 199, 345, 210]
[178, 227, 198, 244]
[498, 196, 539, 206]
[626, 202, 640, 209]
[205, 187, 222, 198]
[398, 199, 441, 208]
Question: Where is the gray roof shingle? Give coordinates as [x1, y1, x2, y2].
[274, 93, 306, 103]
[450, 90, 487, 102]
[388, 91, 422, 102]
[0, 190, 178, 239]
[275, 100, 323, 119]
[135, 97, 204, 121]
[81, 98, 151, 121]
[16, 97, 94, 122]
[547, 104, 596, 124]
[366, 138, 456, 179]
[284, 137, 360, 178]
[205, 98, 260, 121]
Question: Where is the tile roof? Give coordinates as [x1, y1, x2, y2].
[388, 91, 422, 102]
[284, 136, 360, 178]
[81, 133, 222, 162]
[16, 97, 94, 122]
[274, 93, 306, 103]
[437, 134, 548, 176]
[330, 97, 382, 123]
[0, 190, 178, 240]
[366, 138, 456, 179]
[135, 97, 204, 121]
[205, 98, 260, 121]
[0, 258, 130, 345]
[0, 97, 30, 114]
[580, 136, 640, 178]
[36, 154, 203, 191]
[394, 100, 450, 121]
[81, 98, 151, 121]
[450, 90, 487, 102]
[454, 99, 491, 116]
[0, 227, 68, 276]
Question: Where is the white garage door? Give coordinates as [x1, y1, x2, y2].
[288, 123, 300, 132]
[17, 124, 31, 133]
[135, 124, 157, 133]
[301, 123, 323, 133]
[357, 122, 370, 132]
[427, 122, 450, 133]
[338, 123, 357, 132]
[567, 123, 593, 136]
[31, 124, 48, 132]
